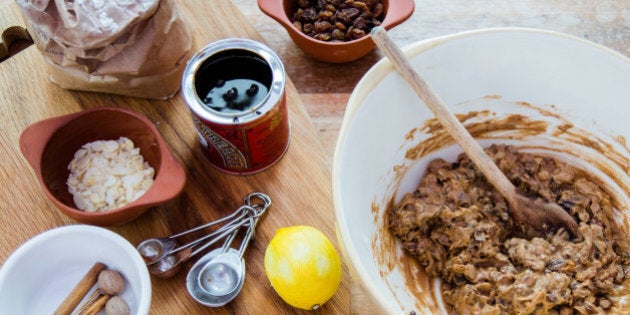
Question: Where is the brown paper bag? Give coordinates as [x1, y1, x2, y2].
[16, 0, 192, 99]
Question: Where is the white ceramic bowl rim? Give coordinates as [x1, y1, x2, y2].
[333, 27, 630, 313]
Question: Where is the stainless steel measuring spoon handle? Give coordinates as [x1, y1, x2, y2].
[232, 203, 267, 242]
[139, 207, 252, 266]
[240, 200, 270, 225]
[188, 214, 254, 259]
[234, 205, 262, 227]
[147, 220, 247, 277]
[169, 204, 260, 256]
[235, 214, 257, 259]
[173, 198, 266, 240]
[218, 207, 260, 256]
[169, 214, 249, 255]
[244, 192, 271, 213]
[218, 221, 242, 254]
[159, 192, 270, 241]
[168, 203, 254, 240]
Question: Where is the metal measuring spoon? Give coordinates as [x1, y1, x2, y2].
[140, 192, 271, 278]
[137, 237, 177, 265]
[197, 251, 244, 297]
[137, 201, 261, 265]
[149, 219, 245, 278]
[199, 216, 254, 297]
[186, 247, 245, 306]
[186, 211, 257, 306]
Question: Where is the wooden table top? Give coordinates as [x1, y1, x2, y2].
[2, 0, 629, 314]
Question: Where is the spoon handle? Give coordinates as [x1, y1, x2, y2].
[189, 218, 244, 258]
[370, 27, 518, 202]
[168, 192, 271, 240]
[235, 213, 257, 259]
[170, 210, 248, 253]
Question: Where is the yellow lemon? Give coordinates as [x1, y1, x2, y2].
[264, 225, 342, 310]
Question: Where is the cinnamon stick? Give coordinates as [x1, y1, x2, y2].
[54, 262, 107, 315]
[80, 293, 110, 315]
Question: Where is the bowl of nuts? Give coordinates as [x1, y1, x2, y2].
[258, 0, 414, 63]
[19, 107, 186, 226]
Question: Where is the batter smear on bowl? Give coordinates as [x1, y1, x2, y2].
[387, 144, 630, 314]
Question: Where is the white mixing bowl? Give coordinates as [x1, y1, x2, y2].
[333, 28, 630, 314]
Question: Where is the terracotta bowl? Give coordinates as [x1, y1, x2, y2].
[258, 0, 414, 63]
[19, 107, 186, 226]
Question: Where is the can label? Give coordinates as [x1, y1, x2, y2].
[192, 94, 290, 173]
[182, 38, 291, 174]
[193, 116, 247, 170]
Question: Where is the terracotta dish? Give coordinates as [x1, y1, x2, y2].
[258, 0, 414, 63]
[19, 107, 186, 226]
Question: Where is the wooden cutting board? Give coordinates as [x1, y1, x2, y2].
[0, 1, 350, 314]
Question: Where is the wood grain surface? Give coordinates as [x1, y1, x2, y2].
[231, 1, 630, 314]
[3, 0, 629, 314]
[0, 1, 349, 314]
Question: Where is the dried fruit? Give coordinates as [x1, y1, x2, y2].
[290, 0, 384, 42]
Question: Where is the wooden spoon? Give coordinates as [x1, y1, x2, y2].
[370, 26, 579, 239]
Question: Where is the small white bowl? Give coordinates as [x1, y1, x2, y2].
[333, 28, 630, 314]
[0, 225, 151, 314]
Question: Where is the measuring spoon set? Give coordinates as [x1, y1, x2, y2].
[136, 192, 271, 306]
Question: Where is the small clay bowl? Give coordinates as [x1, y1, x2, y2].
[258, 0, 415, 63]
[19, 107, 186, 226]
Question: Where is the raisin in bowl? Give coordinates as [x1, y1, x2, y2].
[258, 0, 414, 63]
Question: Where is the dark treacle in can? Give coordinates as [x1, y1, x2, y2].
[182, 38, 291, 174]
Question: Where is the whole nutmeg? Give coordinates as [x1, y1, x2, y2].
[98, 269, 126, 296]
[105, 296, 130, 315]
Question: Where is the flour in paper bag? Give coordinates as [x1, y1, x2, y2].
[16, 0, 192, 99]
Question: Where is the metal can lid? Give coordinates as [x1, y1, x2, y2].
[182, 38, 286, 125]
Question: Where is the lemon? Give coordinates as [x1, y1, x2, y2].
[264, 225, 342, 310]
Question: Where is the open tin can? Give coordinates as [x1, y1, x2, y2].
[182, 38, 291, 174]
